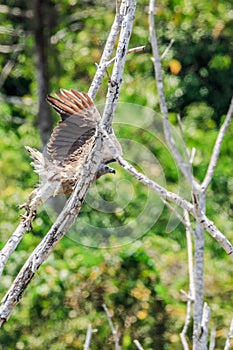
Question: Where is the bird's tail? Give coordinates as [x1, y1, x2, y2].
[25, 146, 47, 177]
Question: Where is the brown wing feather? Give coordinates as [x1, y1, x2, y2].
[46, 89, 101, 163]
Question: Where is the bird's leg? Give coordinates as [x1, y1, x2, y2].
[19, 188, 43, 231]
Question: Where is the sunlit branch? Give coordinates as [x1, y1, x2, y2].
[224, 317, 233, 350]
[83, 324, 97, 350]
[133, 339, 145, 350]
[0, 222, 28, 277]
[106, 45, 146, 67]
[209, 328, 216, 350]
[200, 303, 211, 346]
[103, 304, 120, 350]
[180, 210, 195, 350]
[160, 39, 174, 60]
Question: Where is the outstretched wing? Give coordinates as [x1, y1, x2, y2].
[46, 89, 101, 163]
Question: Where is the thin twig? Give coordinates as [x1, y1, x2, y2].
[180, 210, 194, 350]
[103, 304, 120, 350]
[189, 148, 196, 165]
[202, 96, 233, 192]
[116, 155, 194, 211]
[83, 324, 94, 350]
[184, 210, 195, 298]
[133, 339, 145, 350]
[177, 114, 191, 167]
[106, 45, 146, 67]
[0, 221, 28, 277]
[224, 317, 233, 350]
[83, 324, 92, 350]
[148, 0, 194, 187]
[162, 199, 192, 231]
[209, 327, 216, 350]
[160, 39, 174, 60]
[88, 4, 123, 100]
[200, 302, 211, 345]
[101, 0, 137, 132]
[180, 298, 192, 350]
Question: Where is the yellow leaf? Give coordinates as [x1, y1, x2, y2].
[169, 59, 182, 75]
[137, 310, 148, 320]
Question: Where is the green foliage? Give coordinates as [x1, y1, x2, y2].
[0, 0, 233, 349]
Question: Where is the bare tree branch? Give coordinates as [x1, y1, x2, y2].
[103, 304, 120, 350]
[116, 155, 194, 211]
[148, 0, 195, 187]
[88, 2, 123, 100]
[184, 210, 195, 299]
[83, 324, 97, 350]
[201, 96, 233, 192]
[191, 188, 206, 349]
[116, 155, 233, 257]
[160, 39, 174, 60]
[224, 317, 233, 350]
[180, 297, 192, 350]
[133, 339, 145, 350]
[106, 45, 146, 67]
[189, 147, 196, 165]
[209, 328, 216, 350]
[177, 114, 192, 167]
[162, 200, 190, 229]
[0, 222, 28, 277]
[101, 0, 137, 133]
[180, 211, 195, 350]
[200, 302, 211, 346]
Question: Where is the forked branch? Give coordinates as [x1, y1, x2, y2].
[115, 155, 233, 258]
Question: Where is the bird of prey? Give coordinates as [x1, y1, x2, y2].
[20, 89, 122, 228]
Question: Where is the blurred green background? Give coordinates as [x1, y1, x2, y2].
[0, 0, 233, 349]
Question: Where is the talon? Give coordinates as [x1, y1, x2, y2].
[18, 202, 29, 211]
[19, 214, 26, 221]
[19, 210, 37, 232]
